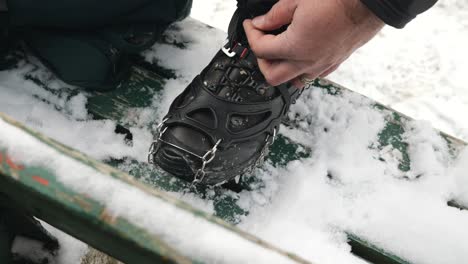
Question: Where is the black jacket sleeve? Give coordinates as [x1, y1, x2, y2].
[0, 0, 7, 11]
[360, 0, 438, 28]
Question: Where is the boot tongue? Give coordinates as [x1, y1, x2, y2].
[203, 46, 276, 103]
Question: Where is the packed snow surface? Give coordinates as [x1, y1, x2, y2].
[0, 0, 467, 264]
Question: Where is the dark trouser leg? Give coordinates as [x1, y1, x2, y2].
[6, 0, 192, 29]
[0, 211, 14, 264]
[4, 0, 192, 90]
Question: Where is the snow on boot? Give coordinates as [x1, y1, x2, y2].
[149, 1, 302, 186]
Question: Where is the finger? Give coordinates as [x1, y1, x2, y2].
[252, 0, 298, 31]
[291, 78, 305, 89]
[243, 19, 290, 59]
[257, 58, 304, 86]
[292, 73, 316, 88]
[319, 63, 340, 77]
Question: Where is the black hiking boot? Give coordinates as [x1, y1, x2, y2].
[149, 1, 302, 186]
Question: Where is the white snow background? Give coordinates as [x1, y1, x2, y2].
[0, 0, 467, 263]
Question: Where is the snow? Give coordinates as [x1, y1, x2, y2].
[235, 88, 468, 264]
[12, 227, 87, 264]
[0, 0, 467, 263]
[451, 148, 468, 206]
[190, 0, 237, 32]
[12, 236, 56, 263]
[0, 64, 152, 162]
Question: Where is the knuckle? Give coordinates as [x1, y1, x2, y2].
[267, 9, 278, 22]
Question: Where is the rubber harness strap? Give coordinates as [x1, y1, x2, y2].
[164, 76, 287, 148]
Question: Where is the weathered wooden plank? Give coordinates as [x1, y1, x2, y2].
[86, 66, 166, 124]
[0, 112, 310, 264]
[0, 106, 415, 264]
[348, 234, 410, 264]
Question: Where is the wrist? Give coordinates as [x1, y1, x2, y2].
[337, 0, 385, 30]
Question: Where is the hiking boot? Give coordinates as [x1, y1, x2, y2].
[149, 2, 301, 186]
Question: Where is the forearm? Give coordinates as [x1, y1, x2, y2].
[360, 0, 438, 28]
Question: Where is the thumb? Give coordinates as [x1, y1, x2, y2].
[252, 0, 298, 31]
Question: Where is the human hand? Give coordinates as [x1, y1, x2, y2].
[243, 0, 384, 87]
